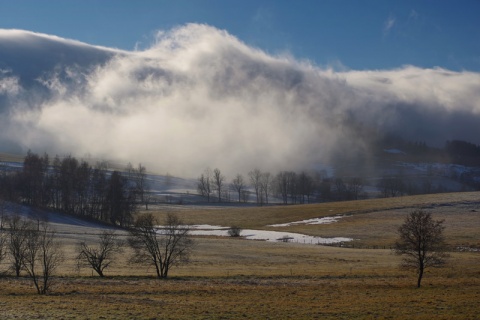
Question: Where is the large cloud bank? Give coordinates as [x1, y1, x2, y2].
[1, 24, 480, 177]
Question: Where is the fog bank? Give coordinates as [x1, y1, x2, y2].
[1, 24, 479, 177]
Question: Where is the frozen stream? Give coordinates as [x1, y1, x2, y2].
[183, 224, 352, 245]
[4, 200, 351, 245]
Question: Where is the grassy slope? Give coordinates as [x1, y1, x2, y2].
[147, 191, 480, 247]
[147, 191, 479, 226]
[1, 191, 479, 319]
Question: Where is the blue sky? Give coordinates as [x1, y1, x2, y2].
[1, 0, 479, 71]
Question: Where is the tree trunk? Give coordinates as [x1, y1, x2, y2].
[417, 266, 424, 288]
[15, 266, 21, 277]
[96, 268, 104, 277]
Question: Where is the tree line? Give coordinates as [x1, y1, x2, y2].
[198, 164, 480, 205]
[445, 140, 480, 166]
[0, 151, 148, 227]
[197, 167, 369, 205]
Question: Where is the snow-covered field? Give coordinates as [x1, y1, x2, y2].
[1, 203, 120, 245]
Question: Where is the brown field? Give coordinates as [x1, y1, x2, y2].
[1, 192, 479, 319]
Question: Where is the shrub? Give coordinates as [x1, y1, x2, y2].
[227, 226, 242, 237]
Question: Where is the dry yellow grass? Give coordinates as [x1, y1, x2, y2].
[1, 192, 479, 319]
[1, 260, 479, 319]
[146, 191, 480, 248]
[145, 191, 479, 227]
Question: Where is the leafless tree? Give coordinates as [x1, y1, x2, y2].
[394, 210, 448, 287]
[274, 171, 289, 204]
[106, 171, 136, 227]
[241, 190, 250, 203]
[0, 229, 6, 270]
[274, 171, 301, 204]
[197, 168, 212, 202]
[231, 174, 246, 203]
[212, 168, 225, 202]
[249, 169, 262, 205]
[77, 230, 123, 277]
[128, 213, 194, 278]
[125, 162, 134, 178]
[29, 208, 49, 231]
[260, 172, 271, 205]
[333, 178, 347, 200]
[22, 223, 63, 294]
[0, 199, 7, 230]
[346, 177, 364, 200]
[21, 151, 50, 207]
[378, 175, 404, 198]
[133, 163, 149, 209]
[287, 171, 298, 204]
[318, 178, 332, 201]
[297, 171, 315, 203]
[5, 214, 32, 277]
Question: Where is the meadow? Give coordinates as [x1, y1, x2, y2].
[0, 192, 479, 319]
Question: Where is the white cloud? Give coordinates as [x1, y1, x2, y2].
[1, 24, 480, 177]
[383, 16, 396, 36]
[0, 76, 20, 95]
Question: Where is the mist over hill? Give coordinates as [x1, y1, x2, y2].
[1, 24, 480, 177]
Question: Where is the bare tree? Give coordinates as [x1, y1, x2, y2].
[22, 223, 63, 294]
[318, 177, 332, 202]
[346, 177, 364, 200]
[274, 171, 289, 204]
[394, 210, 448, 287]
[249, 169, 262, 205]
[274, 171, 303, 204]
[128, 213, 194, 278]
[212, 168, 225, 203]
[241, 190, 250, 203]
[231, 174, 246, 203]
[287, 171, 299, 204]
[21, 151, 50, 207]
[0, 199, 6, 230]
[0, 228, 6, 270]
[197, 168, 212, 202]
[260, 172, 271, 205]
[133, 163, 149, 209]
[5, 214, 32, 277]
[297, 171, 315, 203]
[106, 171, 136, 227]
[378, 175, 404, 198]
[77, 230, 123, 277]
[333, 178, 347, 201]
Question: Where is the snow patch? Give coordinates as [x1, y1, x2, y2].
[268, 215, 345, 227]
[160, 224, 352, 245]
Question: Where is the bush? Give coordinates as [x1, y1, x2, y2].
[227, 226, 242, 237]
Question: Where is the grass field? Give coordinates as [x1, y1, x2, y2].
[1, 192, 479, 319]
